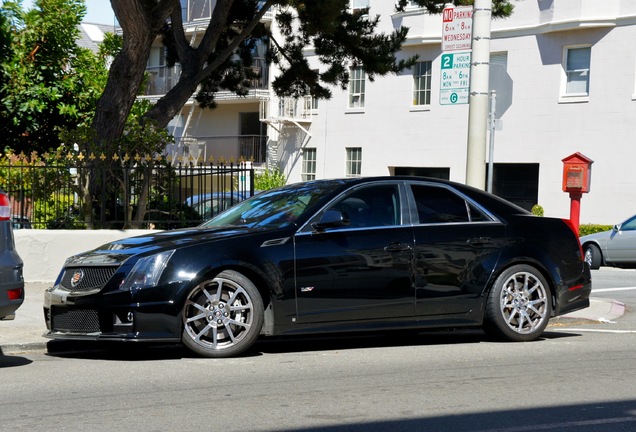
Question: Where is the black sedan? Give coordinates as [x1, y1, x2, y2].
[44, 177, 591, 358]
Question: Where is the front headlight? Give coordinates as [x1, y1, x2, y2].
[120, 250, 175, 291]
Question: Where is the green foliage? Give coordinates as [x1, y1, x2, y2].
[0, 149, 72, 201]
[0, 0, 117, 154]
[254, 168, 287, 190]
[579, 224, 613, 237]
[271, 1, 417, 100]
[531, 204, 544, 217]
[34, 193, 82, 229]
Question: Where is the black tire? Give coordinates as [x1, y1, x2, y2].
[182, 270, 264, 358]
[483, 265, 552, 342]
[584, 244, 602, 270]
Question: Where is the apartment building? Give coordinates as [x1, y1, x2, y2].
[145, 0, 636, 224]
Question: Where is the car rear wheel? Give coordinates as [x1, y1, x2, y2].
[182, 270, 264, 358]
[484, 265, 552, 342]
[584, 244, 602, 270]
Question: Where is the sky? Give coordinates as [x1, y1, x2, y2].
[14, 0, 116, 25]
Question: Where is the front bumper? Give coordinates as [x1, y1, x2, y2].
[43, 283, 184, 343]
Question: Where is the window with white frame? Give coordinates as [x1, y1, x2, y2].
[184, 0, 218, 22]
[564, 46, 591, 97]
[351, 0, 370, 14]
[346, 147, 362, 177]
[348, 67, 366, 108]
[413, 61, 432, 106]
[301, 148, 317, 181]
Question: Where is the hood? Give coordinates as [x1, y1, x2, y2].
[64, 226, 258, 266]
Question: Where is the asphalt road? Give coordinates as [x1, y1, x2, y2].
[1, 268, 635, 431]
[590, 268, 636, 305]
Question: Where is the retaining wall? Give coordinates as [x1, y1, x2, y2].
[15, 230, 155, 283]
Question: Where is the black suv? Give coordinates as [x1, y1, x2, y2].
[0, 190, 24, 320]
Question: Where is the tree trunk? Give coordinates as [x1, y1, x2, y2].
[92, 0, 176, 153]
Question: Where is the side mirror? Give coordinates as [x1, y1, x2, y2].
[613, 224, 620, 232]
[312, 210, 349, 232]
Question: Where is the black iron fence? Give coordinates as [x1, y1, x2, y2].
[0, 153, 255, 230]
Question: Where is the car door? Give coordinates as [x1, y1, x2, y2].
[604, 215, 636, 265]
[407, 183, 505, 317]
[293, 183, 415, 323]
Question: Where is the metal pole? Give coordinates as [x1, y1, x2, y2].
[487, 90, 496, 193]
[465, 0, 492, 189]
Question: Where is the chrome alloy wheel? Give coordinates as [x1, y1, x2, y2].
[182, 274, 258, 354]
[498, 271, 549, 335]
[584, 248, 593, 267]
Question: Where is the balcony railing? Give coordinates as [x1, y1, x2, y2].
[165, 135, 267, 164]
[145, 65, 182, 96]
[260, 96, 313, 122]
[143, 59, 269, 97]
[180, 1, 273, 25]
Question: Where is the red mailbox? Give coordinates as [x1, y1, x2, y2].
[562, 152, 593, 193]
[561, 152, 594, 236]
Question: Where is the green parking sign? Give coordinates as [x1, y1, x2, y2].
[440, 52, 471, 105]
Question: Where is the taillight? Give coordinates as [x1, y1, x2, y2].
[562, 218, 584, 259]
[0, 193, 10, 221]
[7, 288, 23, 301]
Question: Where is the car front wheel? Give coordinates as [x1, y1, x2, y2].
[484, 265, 552, 342]
[182, 270, 264, 358]
[584, 244, 602, 270]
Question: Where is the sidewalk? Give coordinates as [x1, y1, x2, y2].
[0, 283, 627, 355]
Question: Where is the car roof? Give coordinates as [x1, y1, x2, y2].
[283, 176, 530, 217]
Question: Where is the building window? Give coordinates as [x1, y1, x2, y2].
[310, 69, 319, 111]
[413, 61, 432, 106]
[346, 147, 362, 177]
[302, 148, 317, 181]
[564, 46, 591, 96]
[351, 0, 370, 15]
[348, 67, 366, 108]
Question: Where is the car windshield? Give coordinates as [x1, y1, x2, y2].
[201, 181, 340, 229]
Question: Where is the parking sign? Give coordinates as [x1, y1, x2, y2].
[442, 6, 473, 52]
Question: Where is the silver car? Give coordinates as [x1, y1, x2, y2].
[580, 214, 636, 269]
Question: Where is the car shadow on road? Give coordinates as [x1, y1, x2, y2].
[43, 327, 584, 361]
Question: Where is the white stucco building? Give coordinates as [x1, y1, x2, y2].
[148, 0, 636, 224]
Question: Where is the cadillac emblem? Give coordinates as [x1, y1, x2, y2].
[70, 269, 84, 288]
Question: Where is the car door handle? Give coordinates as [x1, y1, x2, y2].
[385, 243, 413, 252]
[467, 236, 492, 246]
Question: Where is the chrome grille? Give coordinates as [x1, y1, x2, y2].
[60, 267, 117, 292]
[51, 307, 101, 333]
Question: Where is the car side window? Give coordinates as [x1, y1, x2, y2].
[621, 216, 636, 231]
[410, 184, 483, 224]
[329, 185, 400, 228]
